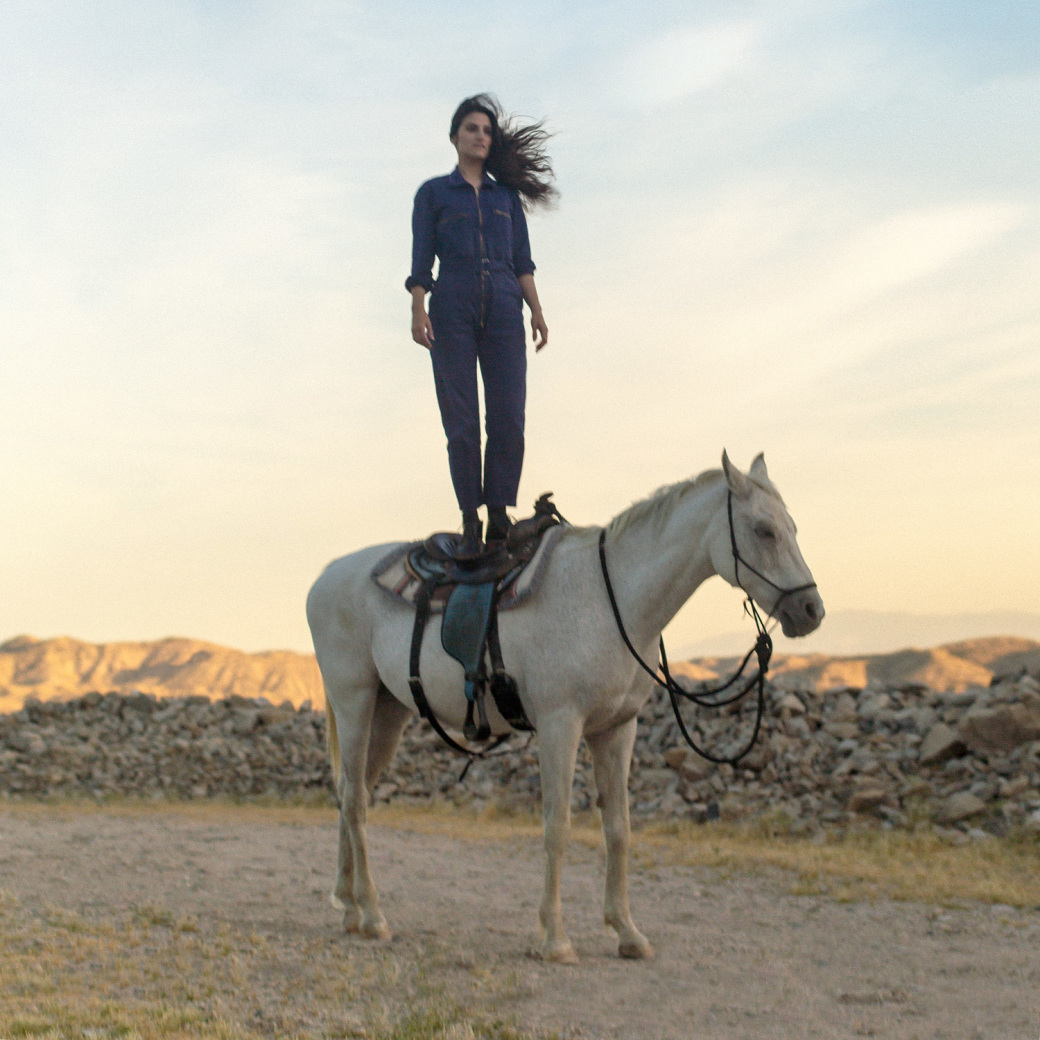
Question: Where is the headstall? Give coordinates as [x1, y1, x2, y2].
[598, 490, 817, 764]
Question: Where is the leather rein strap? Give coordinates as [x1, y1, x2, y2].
[597, 490, 816, 765]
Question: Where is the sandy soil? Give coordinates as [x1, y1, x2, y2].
[1, 806, 1038, 1040]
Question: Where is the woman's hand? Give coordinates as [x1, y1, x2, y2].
[411, 309, 434, 350]
[530, 308, 548, 351]
[518, 274, 548, 351]
[410, 286, 434, 349]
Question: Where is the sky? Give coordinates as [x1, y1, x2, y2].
[1, 0, 1038, 656]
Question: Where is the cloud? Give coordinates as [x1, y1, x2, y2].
[3, 0, 1040, 652]
[616, 19, 763, 108]
[828, 202, 1026, 304]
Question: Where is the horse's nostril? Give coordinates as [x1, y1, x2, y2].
[805, 602, 817, 621]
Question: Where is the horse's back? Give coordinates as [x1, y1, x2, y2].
[306, 541, 408, 643]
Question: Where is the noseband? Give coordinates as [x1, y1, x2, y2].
[598, 490, 817, 765]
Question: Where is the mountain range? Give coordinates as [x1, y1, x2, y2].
[670, 635, 1040, 693]
[0, 635, 322, 715]
[676, 609, 1040, 658]
[3, 632, 1039, 713]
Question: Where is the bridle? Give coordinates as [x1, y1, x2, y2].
[724, 491, 818, 623]
[598, 489, 818, 765]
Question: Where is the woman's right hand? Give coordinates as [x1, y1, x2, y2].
[411, 308, 434, 350]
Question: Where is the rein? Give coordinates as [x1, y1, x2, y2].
[598, 489, 817, 765]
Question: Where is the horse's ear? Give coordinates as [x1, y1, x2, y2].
[749, 453, 769, 482]
[722, 449, 751, 499]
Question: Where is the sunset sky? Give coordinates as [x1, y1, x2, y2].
[2, 1, 1038, 656]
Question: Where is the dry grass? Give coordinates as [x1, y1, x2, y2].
[632, 819, 1040, 908]
[0, 882, 535, 1040]
[0, 795, 339, 828]
[367, 801, 1040, 910]
[0, 798, 544, 1040]
[1, 798, 1038, 1037]
[4, 794, 1039, 910]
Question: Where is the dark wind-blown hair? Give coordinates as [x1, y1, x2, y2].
[450, 94, 557, 209]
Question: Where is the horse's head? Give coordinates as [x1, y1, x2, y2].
[711, 451, 824, 639]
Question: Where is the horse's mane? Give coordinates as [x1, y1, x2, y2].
[606, 468, 725, 538]
[559, 463, 784, 545]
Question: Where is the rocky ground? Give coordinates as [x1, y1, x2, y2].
[2, 671, 1039, 836]
[3, 806, 1039, 1040]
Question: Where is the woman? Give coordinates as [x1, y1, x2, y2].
[406, 94, 556, 557]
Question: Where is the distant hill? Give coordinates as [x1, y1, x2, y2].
[3, 632, 1039, 715]
[0, 635, 323, 714]
[673, 636, 1040, 693]
[677, 609, 1040, 658]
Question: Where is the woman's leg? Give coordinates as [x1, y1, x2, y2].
[430, 325, 483, 511]
[479, 320, 526, 509]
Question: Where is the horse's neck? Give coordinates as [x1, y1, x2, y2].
[604, 478, 723, 648]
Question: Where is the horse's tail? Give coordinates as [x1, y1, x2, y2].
[325, 702, 341, 794]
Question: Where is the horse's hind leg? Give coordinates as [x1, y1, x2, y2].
[588, 717, 653, 959]
[331, 770, 357, 918]
[365, 683, 411, 791]
[329, 682, 392, 940]
[331, 684, 409, 923]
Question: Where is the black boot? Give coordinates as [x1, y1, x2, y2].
[485, 506, 512, 546]
[457, 510, 483, 560]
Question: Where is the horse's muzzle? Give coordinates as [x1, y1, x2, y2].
[776, 587, 825, 639]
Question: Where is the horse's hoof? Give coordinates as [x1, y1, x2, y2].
[360, 916, 392, 941]
[330, 891, 347, 911]
[618, 934, 654, 959]
[341, 908, 362, 934]
[540, 939, 579, 964]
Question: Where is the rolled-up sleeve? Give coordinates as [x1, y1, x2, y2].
[511, 191, 536, 277]
[405, 181, 436, 292]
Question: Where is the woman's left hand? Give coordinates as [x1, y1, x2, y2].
[531, 309, 548, 351]
[517, 274, 548, 351]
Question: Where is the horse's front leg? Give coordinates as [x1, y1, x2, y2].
[587, 717, 654, 959]
[537, 713, 583, 963]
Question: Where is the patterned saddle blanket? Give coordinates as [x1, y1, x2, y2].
[370, 500, 566, 613]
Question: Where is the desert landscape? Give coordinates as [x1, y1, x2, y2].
[0, 635, 323, 715]
[4, 632, 1040, 713]
[1, 632, 1039, 1038]
[8, 3, 1040, 1035]
[2, 801, 1038, 1040]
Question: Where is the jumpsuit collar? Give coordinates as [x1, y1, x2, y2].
[449, 165, 496, 191]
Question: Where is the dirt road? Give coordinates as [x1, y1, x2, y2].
[1, 805, 1037, 1039]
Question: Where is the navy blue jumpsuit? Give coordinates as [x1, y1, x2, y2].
[406, 167, 535, 512]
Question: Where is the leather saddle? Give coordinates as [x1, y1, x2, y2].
[406, 493, 565, 753]
[410, 494, 563, 585]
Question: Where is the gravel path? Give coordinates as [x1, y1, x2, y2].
[1, 806, 1038, 1039]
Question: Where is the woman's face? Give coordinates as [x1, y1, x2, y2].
[452, 111, 492, 164]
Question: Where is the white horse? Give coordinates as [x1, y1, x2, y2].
[307, 451, 824, 963]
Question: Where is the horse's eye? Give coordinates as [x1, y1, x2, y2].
[755, 524, 776, 541]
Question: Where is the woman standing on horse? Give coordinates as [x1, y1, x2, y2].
[406, 94, 556, 558]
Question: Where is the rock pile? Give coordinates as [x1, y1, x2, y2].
[2, 672, 1039, 835]
[0, 693, 329, 801]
